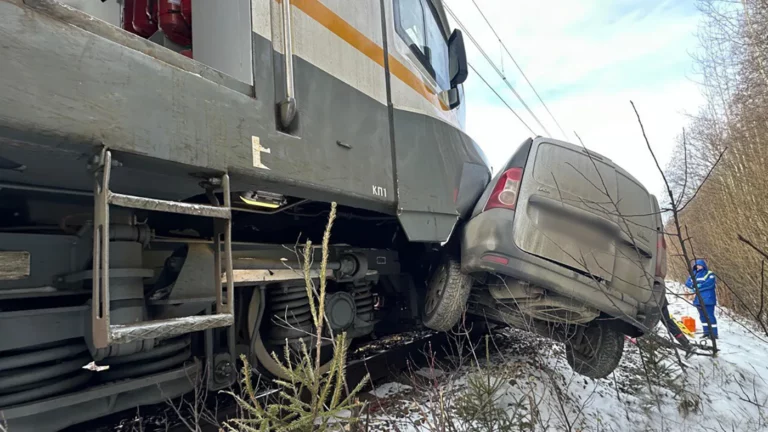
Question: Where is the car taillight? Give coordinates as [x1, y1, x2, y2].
[484, 168, 523, 211]
[655, 234, 667, 278]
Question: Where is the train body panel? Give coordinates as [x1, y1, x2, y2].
[0, 0, 488, 234]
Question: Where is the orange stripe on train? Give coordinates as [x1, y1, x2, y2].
[284, 0, 448, 111]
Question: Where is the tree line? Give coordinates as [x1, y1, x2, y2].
[665, 0, 768, 330]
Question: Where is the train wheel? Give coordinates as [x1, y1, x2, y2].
[247, 286, 346, 380]
[423, 257, 472, 332]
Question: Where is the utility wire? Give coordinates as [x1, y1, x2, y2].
[469, 0, 569, 140]
[443, 2, 551, 137]
[468, 62, 536, 135]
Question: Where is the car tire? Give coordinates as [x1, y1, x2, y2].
[565, 320, 625, 379]
[422, 257, 472, 332]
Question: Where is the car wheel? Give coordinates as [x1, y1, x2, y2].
[565, 320, 625, 379]
[422, 257, 472, 332]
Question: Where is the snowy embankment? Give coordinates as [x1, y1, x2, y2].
[366, 283, 768, 431]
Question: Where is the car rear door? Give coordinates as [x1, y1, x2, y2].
[513, 138, 619, 283]
[513, 138, 654, 302]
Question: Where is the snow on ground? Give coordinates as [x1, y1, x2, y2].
[366, 283, 768, 431]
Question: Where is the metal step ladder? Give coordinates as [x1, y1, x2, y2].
[91, 149, 234, 349]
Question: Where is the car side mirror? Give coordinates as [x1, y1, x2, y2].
[448, 29, 468, 88]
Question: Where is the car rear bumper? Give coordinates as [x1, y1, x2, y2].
[460, 209, 639, 322]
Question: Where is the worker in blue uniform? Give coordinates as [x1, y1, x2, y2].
[685, 259, 718, 339]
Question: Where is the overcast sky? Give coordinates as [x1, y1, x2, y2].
[445, 0, 704, 197]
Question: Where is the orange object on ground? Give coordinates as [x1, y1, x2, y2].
[682, 316, 696, 333]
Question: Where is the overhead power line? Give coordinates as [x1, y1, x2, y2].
[468, 62, 536, 136]
[443, 2, 552, 137]
[469, 0, 569, 140]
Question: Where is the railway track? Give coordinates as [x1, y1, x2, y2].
[67, 329, 475, 431]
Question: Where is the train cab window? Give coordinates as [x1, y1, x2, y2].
[394, 0, 450, 90]
[395, 0, 427, 50]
